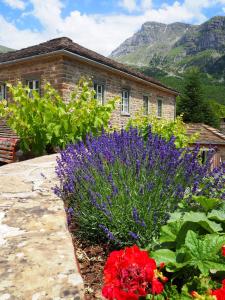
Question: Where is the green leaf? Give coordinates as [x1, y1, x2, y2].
[184, 231, 225, 275]
[54, 125, 61, 137]
[159, 212, 222, 250]
[208, 210, 225, 223]
[160, 220, 184, 243]
[182, 212, 222, 233]
[151, 249, 176, 265]
[192, 196, 221, 211]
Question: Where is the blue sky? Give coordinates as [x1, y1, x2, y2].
[0, 0, 225, 55]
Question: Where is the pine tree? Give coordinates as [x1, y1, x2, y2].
[177, 68, 219, 128]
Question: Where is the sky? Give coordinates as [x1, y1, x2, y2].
[0, 0, 225, 55]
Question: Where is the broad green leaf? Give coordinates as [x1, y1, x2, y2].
[168, 212, 183, 222]
[192, 196, 221, 211]
[182, 212, 222, 233]
[184, 231, 225, 275]
[160, 220, 184, 243]
[151, 249, 176, 265]
[208, 210, 225, 223]
[160, 212, 222, 249]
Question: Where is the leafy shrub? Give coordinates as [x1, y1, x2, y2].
[126, 114, 198, 148]
[151, 201, 225, 296]
[0, 79, 116, 155]
[55, 127, 219, 247]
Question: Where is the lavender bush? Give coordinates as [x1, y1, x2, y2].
[55, 127, 222, 247]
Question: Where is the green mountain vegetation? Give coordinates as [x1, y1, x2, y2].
[139, 66, 225, 106]
[111, 16, 225, 106]
[0, 45, 14, 53]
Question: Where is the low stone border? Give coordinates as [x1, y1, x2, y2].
[0, 155, 84, 299]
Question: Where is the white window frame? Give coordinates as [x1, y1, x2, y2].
[94, 83, 104, 105]
[121, 90, 129, 114]
[143, 95, 149, 115]
[26, 79, 40, 97]
[157, 97, 163, 118]
[0, 83, 6, 101]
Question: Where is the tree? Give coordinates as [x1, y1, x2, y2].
[177, 68, 220, 128]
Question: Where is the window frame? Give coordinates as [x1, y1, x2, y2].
[94, 83, 105, 105]
[0, 83, 7, 101]
[157, 97, 163, 118]
[26, 79, 40, 97]
[121, 89, 130, 115]
[143, 95, 149, 115]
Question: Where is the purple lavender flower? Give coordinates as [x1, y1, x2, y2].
[132, 208, 140, 224]
[66, 207, 74, 226]
[54, 127, 225, 247]
[99, 224, 115, 241]
[129, 231, 139, 240]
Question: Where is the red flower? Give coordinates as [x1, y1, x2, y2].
[102, 245, 165, 300]
[190, 291, 199, 298]
[222, 245, 225, 257]
[159, 262, 165, 269]
[151, 277, 164, 295]
[210, 279, 225, 300]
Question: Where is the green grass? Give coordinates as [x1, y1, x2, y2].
[167, 46, 185, 58]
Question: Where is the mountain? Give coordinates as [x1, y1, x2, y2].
[110, 16, 225, 78]
[0, 45, 14, 53]
[111, 21, 193, 67]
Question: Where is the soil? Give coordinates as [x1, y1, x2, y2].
[69, 224, 111, 300]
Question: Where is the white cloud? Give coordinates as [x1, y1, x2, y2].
[119, 0, 137, 12]
[30, 0, 64, 32]
[0, 0, 225, 56]
[0, 15, 43, 49]
[119, 0, 152, 12]
[3, 0, 26, 10]
[141, 0, 152, 10]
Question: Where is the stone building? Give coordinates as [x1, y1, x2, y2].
[186, 123, 225, 167]
[220, 117, 225, 135]
[0, 37, 178, 129]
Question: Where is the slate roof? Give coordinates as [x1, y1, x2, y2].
[186, 123, 225, 145]
[0, 37, 178, 95]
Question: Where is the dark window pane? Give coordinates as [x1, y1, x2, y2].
[157, 98, 162, 117]
[143, 96, 148, 115]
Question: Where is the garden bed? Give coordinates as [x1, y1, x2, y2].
[69, 222, 109, 299]
[57, 128, 225, 300]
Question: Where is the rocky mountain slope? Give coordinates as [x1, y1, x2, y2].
[110, 16, 225, 78]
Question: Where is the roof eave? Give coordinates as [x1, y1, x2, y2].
[191, 142, 225, 146]
[0, 49, 178, 96]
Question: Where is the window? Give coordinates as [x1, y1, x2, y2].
[121, 90, 129, 114]
[94, 83, 104, 104]
[0, 83, 6, 101]
[157, 97, 163, 117]
[143, 95, 149, 115]
[26, 79, 40, 97]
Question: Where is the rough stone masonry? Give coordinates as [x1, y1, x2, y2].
[0, 155, 84, 300]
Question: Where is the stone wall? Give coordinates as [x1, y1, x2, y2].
[0, 54, 176, 128]
[0, 154, 84, 299]
[61, 57, 176, 128]
[0, 55, 65, 96]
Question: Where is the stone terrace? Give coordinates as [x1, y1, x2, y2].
[0, 155, 84, 299]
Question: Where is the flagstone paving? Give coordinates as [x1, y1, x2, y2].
[0, 155, 84, 300]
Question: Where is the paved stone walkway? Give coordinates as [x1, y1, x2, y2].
[0, 155, 84, 300]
